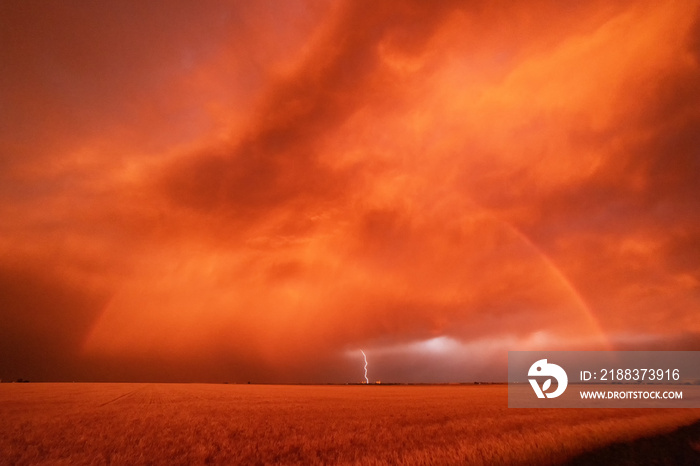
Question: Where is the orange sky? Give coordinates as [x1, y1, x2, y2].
[1, 0, 699, 383]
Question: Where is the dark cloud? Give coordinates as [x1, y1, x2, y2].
[0, 263, 108, 382]
[158, 0, 468, 220]
[614, 332, 700, 352]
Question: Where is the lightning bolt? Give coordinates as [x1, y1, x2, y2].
[360, 350, 369, 384]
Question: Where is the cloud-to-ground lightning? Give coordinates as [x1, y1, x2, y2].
[360, 350, 369, 384]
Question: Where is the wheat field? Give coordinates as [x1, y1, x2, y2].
[0, 383, 698, 465]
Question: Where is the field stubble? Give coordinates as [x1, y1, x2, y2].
[0, 383, 698, 465]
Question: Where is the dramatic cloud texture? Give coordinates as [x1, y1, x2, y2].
[1, 0, 699, 382]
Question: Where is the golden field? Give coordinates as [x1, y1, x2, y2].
[0, 383, 698, 465]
